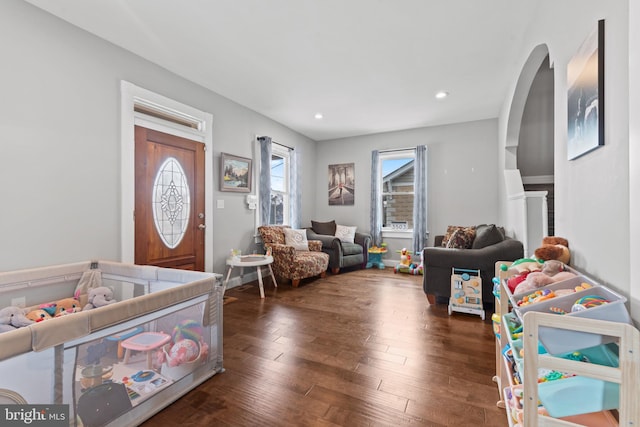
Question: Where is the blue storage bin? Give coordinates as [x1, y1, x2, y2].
[538, 376, 619, 418]
[557, 342, 619, 367]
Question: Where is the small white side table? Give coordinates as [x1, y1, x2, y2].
[224, 255, 277, 299]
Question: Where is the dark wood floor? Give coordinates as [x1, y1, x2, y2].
[142, 268, 508, 427]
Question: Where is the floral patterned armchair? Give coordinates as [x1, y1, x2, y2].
[258, 225, 329, 288]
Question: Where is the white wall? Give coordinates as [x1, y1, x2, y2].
[315, 119, 500, 258]
[629, 2, 640, 321]
[499, 2, 633, 308]
[517, 58, 554, 178]
[0, 0, 316, 275]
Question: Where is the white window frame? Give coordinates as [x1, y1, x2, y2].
[380, 149, 415, 239]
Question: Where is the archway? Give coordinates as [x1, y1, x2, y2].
[504, 44, 555, 255]
[505, 44, 553, 167]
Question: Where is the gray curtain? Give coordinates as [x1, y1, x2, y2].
[289, 148, 301, 228]
[370, 150, 382, 246]
[258, 136, 272, 226]
[412, 145, 428, 256]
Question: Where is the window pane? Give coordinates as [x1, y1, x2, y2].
[271, 155, 285, 192]
[382, 194, 413, 228]
[381, 154, 414, 229]
[269, 192, 284, 225]
[152, 157, 190, 248]
[382, 158, 414, 191]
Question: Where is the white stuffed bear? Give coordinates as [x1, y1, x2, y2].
[0, 306, 34, 333]
[83, 287, 117, 310]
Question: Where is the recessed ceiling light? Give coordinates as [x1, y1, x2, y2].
[314, 112, 323, 119]
[435, 91, 449, 99]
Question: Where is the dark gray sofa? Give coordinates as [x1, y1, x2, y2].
[423, 225, 523, 308]
[306, 220, 371, 273]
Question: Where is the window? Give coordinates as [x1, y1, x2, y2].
[380, 150, 415, 231]
[269, 144, 290, 225]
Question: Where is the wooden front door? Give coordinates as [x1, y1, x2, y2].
[134, 126, 205, 271]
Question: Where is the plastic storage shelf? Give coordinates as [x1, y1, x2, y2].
[493, 261, 640, 426]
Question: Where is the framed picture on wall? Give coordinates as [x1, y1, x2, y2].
[328, 163, 354, 205]
[220, 153, 252, 192]
[567, 19, 605, 160]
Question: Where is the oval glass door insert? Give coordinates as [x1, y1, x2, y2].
[152, 157, 191, 249]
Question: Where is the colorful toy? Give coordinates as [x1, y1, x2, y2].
[572, 295, 609, 312]
[501, 258, 543, 274]
[0, 306, 34, 333]
[512, 269, 578, 296]
[506, 271, 530, 293]
[411, 251, 424, 275]
[54, 297, 82, 317]
[394, 248, 416, 274]
[26, 308, 52, 322]
[491, 313, 501, 339]
[84, 286, 117, 310]
[172, 319, 204, 347]
[448, 268, 484, 319]
[366, 246, 387, 269]
[501, 258, 546, 293]
[157, 320, 209, 377]
[517, 288, 556, 306]
[513, 271, 555, 295]
[39, 303, 57, 317]
[167, 339, 200, 366]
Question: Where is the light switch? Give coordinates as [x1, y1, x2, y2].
[216, 199, 224, 209]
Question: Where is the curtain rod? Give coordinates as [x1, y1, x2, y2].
[378, 147, 416, 154]
[258, 136, 294, 151]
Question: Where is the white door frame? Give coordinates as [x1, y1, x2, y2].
[120, 81, 214, 271]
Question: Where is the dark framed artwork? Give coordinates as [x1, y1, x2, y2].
[220, 153, 252, 192]
[328, 163, 354, 205]
[567, 19, 605, 160]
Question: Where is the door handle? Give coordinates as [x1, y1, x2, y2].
[198, 224, 206, 230]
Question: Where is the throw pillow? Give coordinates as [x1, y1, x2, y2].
[472, 224, 505, 249]
[283, 228, 309, 251]
[335, 225, 357, 243]
[442, 225, 476, 249]
[311, 220, 337, 236]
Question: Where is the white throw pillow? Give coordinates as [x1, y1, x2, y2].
[283, 228, 309, 251]
[335, 225, 357, 243]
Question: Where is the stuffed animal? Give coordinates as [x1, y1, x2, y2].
[83, 286, 117, 310]
[502, 258, 544, 293]
[0, 306, 34, 333]
[513, 269, 578, 295]
[535, 236, 571, 265]
[513, 271, 556, 295]
[411, 252, 424, 275]
[504, 258, 544, 275]
[26, 308, 52, 323]
[541, 260, 566, 277]
[54, 297, 82, 317]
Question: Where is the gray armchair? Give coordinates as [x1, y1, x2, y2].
[306, 220, 371, 274]
[423, 224, 524, 308]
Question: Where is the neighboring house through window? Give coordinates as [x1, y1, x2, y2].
[381, 149, 415, 233]
[270, 144, 290, 225]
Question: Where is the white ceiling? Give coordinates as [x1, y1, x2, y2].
[23, 0, 538, 141]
